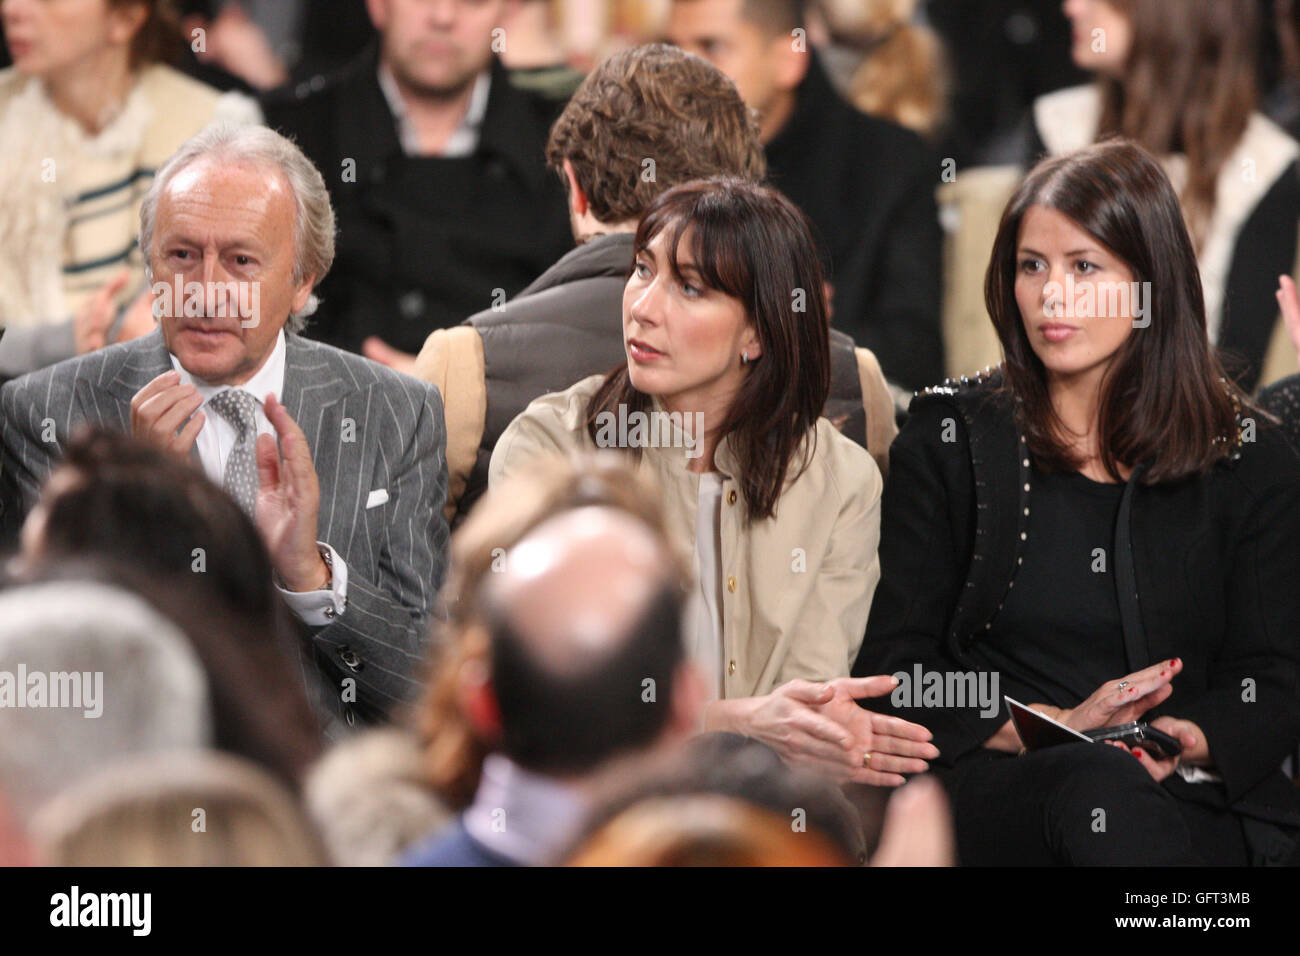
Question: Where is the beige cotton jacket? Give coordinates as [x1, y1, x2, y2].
[489, 375, 883, 699]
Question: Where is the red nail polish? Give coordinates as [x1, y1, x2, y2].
[1171, 658, 1180, 666]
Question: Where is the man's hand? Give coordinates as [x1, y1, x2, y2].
[362, 336, 418, 376]
[256, 394, 327, 592]
[75, 270, 131, 354]
[115, 286, 157, 342]
[188, 2, 289, 90]
[130, 370, 205, 457]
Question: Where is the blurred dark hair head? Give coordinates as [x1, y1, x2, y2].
[985, 139, 1245, 484]
[586, 177, 831, 521]
[566, 733, 865, 864]
[485, 576, 684, 776]
[11, 428, 323, 787]
[23, 426, 276, 625]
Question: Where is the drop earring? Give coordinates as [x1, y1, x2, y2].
[741, 350, 750, 365]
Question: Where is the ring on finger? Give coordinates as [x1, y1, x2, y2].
[1116, 680, 1130, 691]
[862, 752, 872, 768]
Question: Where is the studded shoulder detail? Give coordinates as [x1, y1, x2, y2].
[914, 364, 1002, 399]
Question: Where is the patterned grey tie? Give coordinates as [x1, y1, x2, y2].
[207, 389, 261, 516]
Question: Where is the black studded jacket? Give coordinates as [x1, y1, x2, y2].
[853, 370, 1300, 824]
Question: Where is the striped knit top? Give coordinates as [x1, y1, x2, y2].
[0, 64, 260, 331]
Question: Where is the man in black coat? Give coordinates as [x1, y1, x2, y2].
[261, 0, 572, 368]
[667, 0, 945, 394]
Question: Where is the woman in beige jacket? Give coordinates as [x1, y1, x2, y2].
[491, 178, 938, 787]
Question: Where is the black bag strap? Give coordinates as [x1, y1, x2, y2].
[1113, 463, 1151, 672]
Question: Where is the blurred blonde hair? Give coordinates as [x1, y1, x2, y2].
[32, 751, 327, 866]
[828, 0, 947, 139]
[566, 794, 853, 866]
[418, 452, 687, 809]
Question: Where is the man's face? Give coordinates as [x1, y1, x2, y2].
[368, 0, 507, 97]
[150, 159, 314, 386]
[667, 0, 781, 116]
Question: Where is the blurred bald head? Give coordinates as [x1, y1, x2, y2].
[479, 506, 691, 776]
[482, 507, 676, 676]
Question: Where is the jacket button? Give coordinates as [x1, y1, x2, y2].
[726, 576, 737, 593]
[727, 660, 737, 675]
[726, 489, 737, 505]
[339, 647, 361, 670]
[399, 290, 426, 318]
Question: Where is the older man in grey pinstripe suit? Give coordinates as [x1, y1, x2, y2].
[0, 125, 448, 729]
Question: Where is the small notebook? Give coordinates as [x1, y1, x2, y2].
[1004, 696, 1092, 752]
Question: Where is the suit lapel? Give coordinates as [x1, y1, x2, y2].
[102, 329, 173, 410]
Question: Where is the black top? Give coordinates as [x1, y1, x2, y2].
[1259, 372, 1300, 454]
[764, 50, 944, 392]
[975, 466, 1126, 708]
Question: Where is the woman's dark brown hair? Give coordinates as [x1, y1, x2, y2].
[1094, 0, 1257, 248]
[985, 139, 1245, 484]
[585, 177, 832, 522]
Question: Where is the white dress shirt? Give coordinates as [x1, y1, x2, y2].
[169, 330, 349, 625]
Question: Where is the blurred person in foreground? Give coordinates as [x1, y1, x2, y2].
[402, 496, 705, 866]
[418, 454, 682, 815]
[31, 750, 328, 866]
[492, 178, 936, 786]
[261, 0, 572, 368]
[8, 428, 327, 767]
[565, 732, 955, 866]
[0, 580, 211, 825]
[413, 42, 897, 529]
[0, 0, 260, 378]
[0, 123, 449, 726]
[667, 0, 944, 393]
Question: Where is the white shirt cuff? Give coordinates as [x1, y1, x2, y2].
[278, 543, 349, 626]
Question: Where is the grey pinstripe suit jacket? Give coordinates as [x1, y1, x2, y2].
[0, 329, 449, 725]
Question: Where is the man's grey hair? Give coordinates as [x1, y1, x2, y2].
[138, 123, 337, 332]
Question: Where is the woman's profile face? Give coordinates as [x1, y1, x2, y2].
[1063, 0, 1132, 75]
[622, 225, 761, 417]
[1, 0, 136, 80]
[1014, 204, 1138, 387]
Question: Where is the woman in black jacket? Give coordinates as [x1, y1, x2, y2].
[854, 139, 1300, 865]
